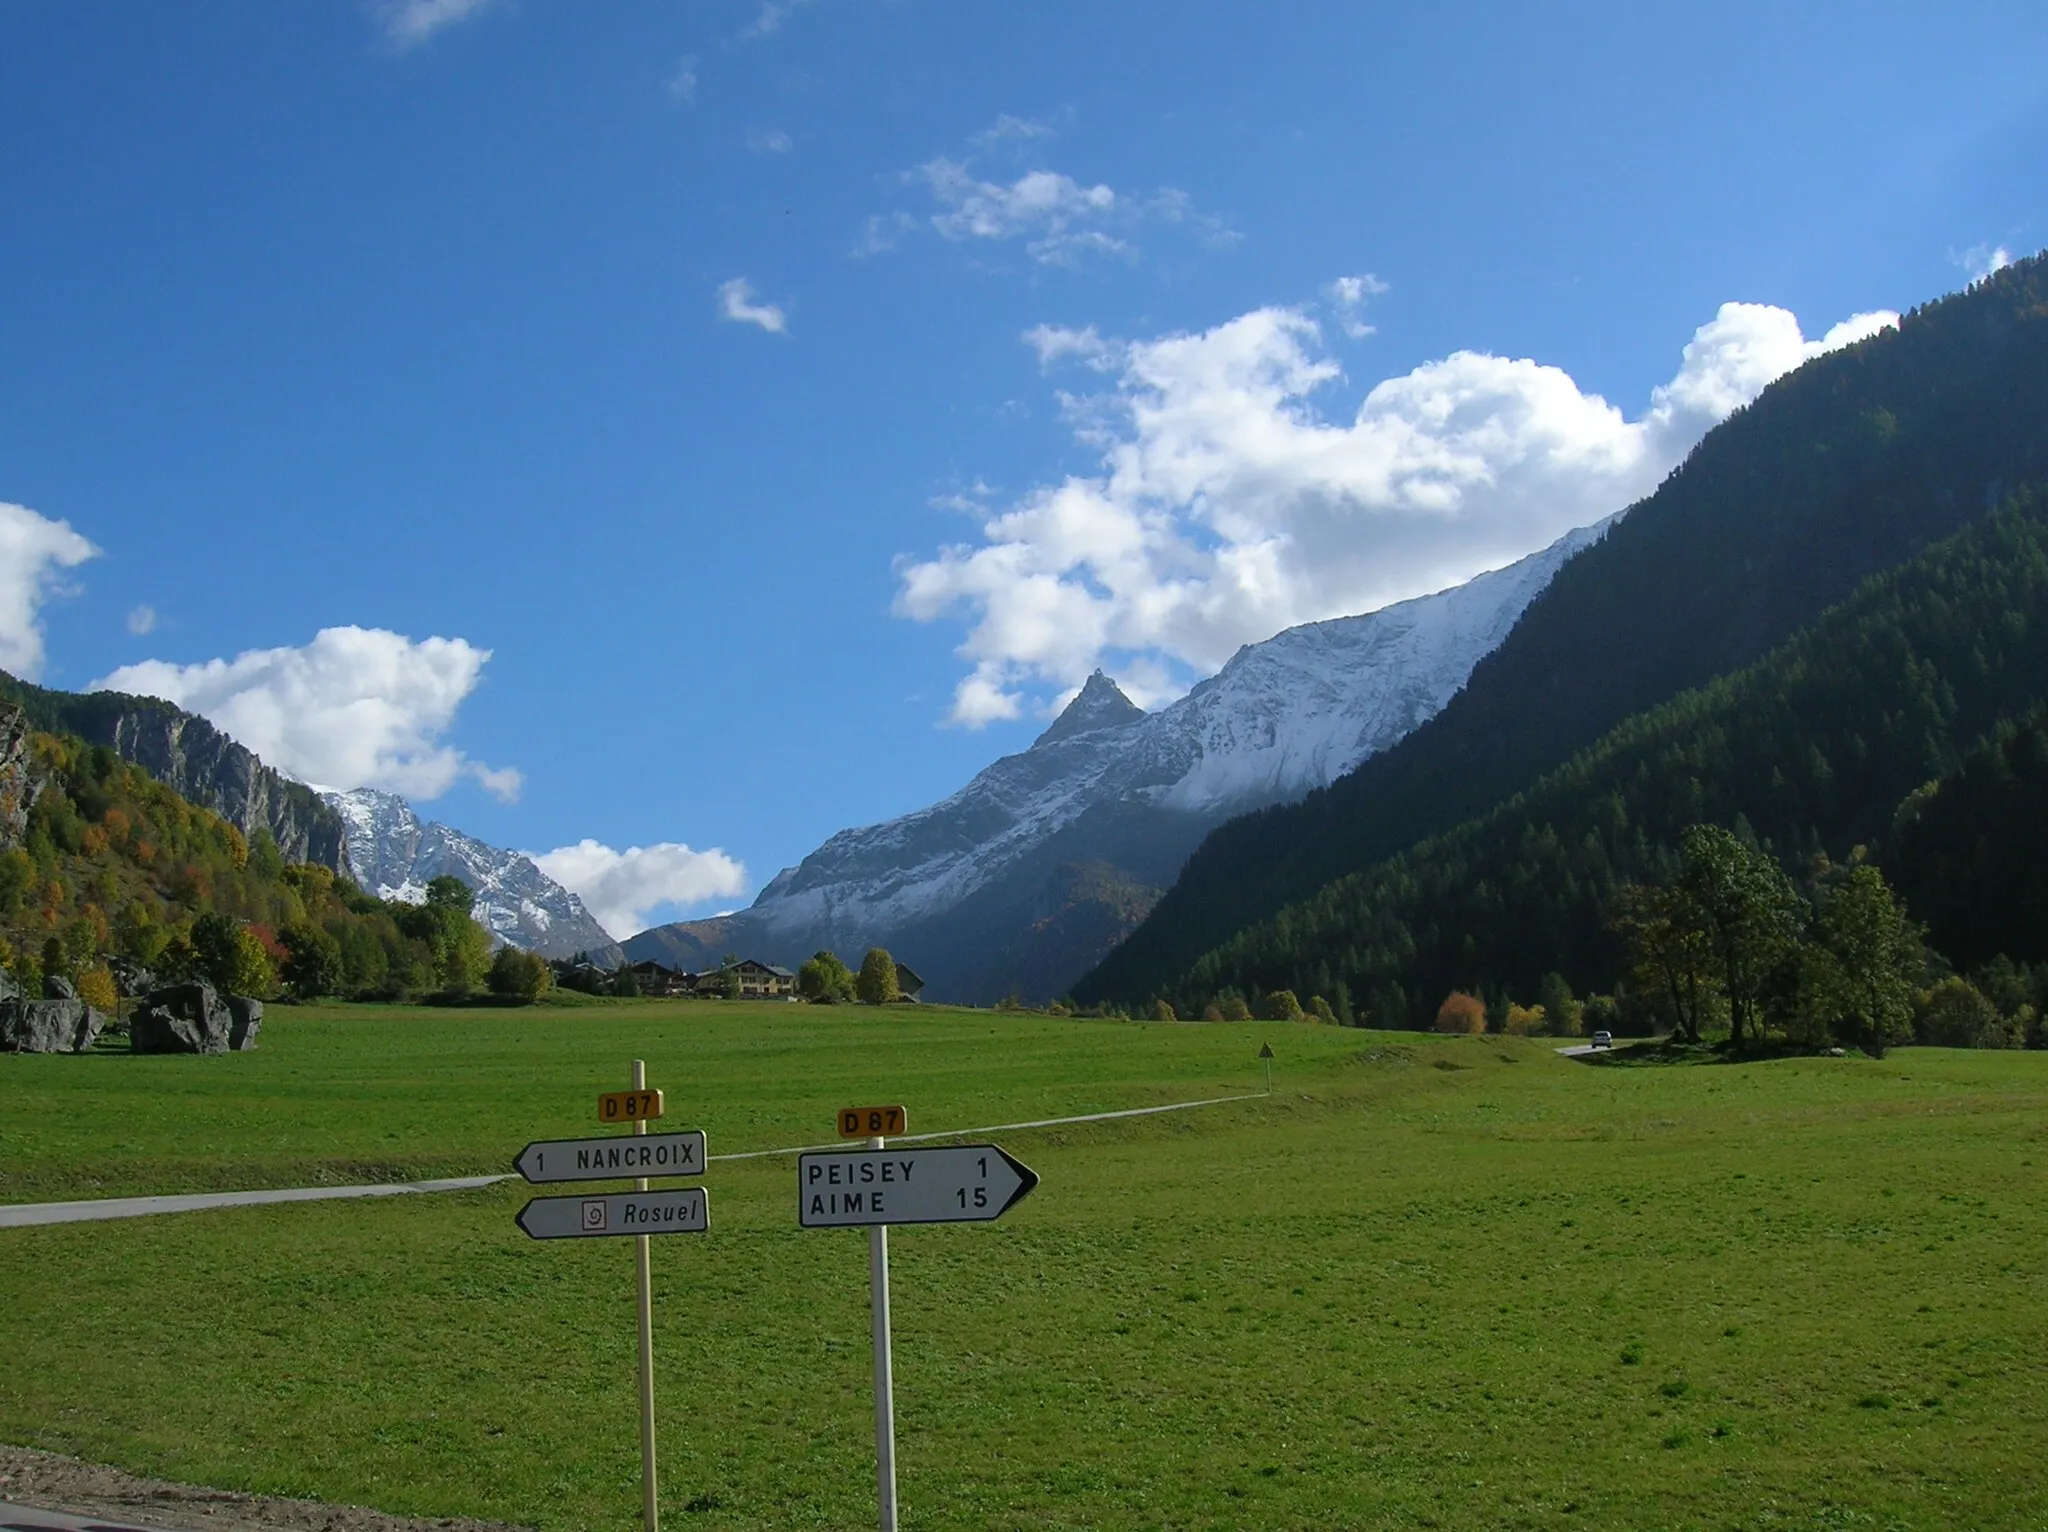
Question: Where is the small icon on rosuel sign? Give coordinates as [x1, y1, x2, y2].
[581, 1199, 608, 1232]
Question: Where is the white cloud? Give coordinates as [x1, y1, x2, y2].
[376, 0, 499, 50]
[92, 626, 521, 802]
[738, 0, 812, 40]
[869, 139, 1232, 268]
[748, 127, 795, 155]
[718, 277, 789, 334]
[1326, 273, 1389, 338]
[1023, 323, 1115, 370]
[897, 295, 1898, 725]
[0, 502, 99, 682]
[1957, 242, 2014, 282]
[972, 114, 1057, 147]
[666, 55, 698, 104]
[126, 604, 158, 637]
[531, 840, 750, 939]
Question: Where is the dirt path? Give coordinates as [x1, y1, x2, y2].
[0, 1446, 532, 1532]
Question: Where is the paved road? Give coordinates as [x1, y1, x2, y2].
[1554, 1043, 1613, 1058]
[0, 1176, 508, 1230]
[1, 1502, 190, 1531]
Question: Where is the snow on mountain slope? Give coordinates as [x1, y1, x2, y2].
[739, 519, 1608, 958]
[322, 787, 622, 962]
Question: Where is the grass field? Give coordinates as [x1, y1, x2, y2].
[2, 1001, 2044, 1530]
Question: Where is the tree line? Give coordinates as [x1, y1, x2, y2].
[1134, 490, 2048, 1052]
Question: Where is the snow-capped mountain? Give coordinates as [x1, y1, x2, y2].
[627, 520, 1607, 1000]
[322, 787, 622, 963]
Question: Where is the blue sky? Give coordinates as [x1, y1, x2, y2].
[2, 0, 2043, 937]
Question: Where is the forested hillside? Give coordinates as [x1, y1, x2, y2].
[1153, 492, 2048, 1022]
[1891, 704, 2048, 972]
[0, 707, 500, 1004]
[1080, 253, 2048, 1005]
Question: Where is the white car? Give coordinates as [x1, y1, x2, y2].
[1591, 1030, 1613, 1049]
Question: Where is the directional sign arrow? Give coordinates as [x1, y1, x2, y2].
[796, 1144, 1038, 1229]
[517, 1187, 709, 1240]
[513, 1130, 707, 1184]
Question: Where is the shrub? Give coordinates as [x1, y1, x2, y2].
[1262, 989, 1306, 1021]
[488, 947, 553, 1004]
[1434, 991, 1487, 1035]
[75, 963, 119, 1012]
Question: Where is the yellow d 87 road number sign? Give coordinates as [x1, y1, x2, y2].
[838, 1105, 907, 1139]
[598, 1088, 664, 1124]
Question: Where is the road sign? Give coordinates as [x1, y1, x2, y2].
[838, 1104, 907, 1139]
[1258, 1043, 1274, 1059]
[514, 1130, 707, 1184]
[797, 1144, 1037, 1228]
[599, 1088, 664, 1124]
[517, 1186, 708, 1240]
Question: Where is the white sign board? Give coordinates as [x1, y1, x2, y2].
[517, 1187, 709, 1240]
[796, 1144, 1037, 1228]
[514, 1131, 707, 1184]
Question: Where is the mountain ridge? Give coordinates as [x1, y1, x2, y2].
[625, 519, 1606, 999]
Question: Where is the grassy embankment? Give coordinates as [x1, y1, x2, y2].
[2, 1001, 2044, 1530]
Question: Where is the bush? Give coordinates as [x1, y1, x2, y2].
[1220, 994, 1253, 1022]
[1310, 995, 1337, 1024]
[798, 951, 857, 1003]
[1503, 1002, 1546, 1036]
[856, 948, 899, 1005]
[1916, 977, 2017, 1048]
[1261, 989, 1306, 1021]
[1150, 998, 1178, 1022]
[75, 963, 119, 1011]
[488, 947, 553, 1004]
[1434, 991, 1487, 1035]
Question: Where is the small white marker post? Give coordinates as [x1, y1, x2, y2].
[633, 1059, 659, 1532]
[867, 1124, 898, 1532]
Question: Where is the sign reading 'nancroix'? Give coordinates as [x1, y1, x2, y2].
[514, 1130, 707, 1185]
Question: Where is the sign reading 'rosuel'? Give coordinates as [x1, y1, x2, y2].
[797, 1144, 1038, 1228]
[517, 1186, 709, 1240]
[513, 1130, 707, 1184]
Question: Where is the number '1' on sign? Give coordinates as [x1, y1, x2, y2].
[839, 1104, 906, 1139]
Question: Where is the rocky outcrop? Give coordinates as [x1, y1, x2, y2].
[225, 995, 262, 1051]
[42, 975, 76, 1001]
[0, 704, 41, 848]
[1, 997, 104, 1053]
[0, 677, 351, 876]
[131, 980, 258, 1054]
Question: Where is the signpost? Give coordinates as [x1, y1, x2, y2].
[516, 1064, 702, 1532]
[802, 1112, 1038, 1532]
[513, 1131, 706, 1183]
[1259, 1041, 1274, 1091]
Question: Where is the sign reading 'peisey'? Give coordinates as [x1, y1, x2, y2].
[796, 1144, 1038, 1228]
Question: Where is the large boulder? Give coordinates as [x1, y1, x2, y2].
[107, 957, 157, 998]
[0, 968, 20, 1006]
[226, 995, 263, 1051]
[42, 974, 77, 1001]
[1, 998, 104, 1054]
[131, 980, 232, 1054]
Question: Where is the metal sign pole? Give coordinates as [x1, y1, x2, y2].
[868, 1129, 898, 1532]
[633, 1059, 659, 1532]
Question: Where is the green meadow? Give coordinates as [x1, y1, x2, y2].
[1, 1002, 2044, 1530]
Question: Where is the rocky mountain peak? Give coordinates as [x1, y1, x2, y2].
[1031, 670, 1146, 750]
